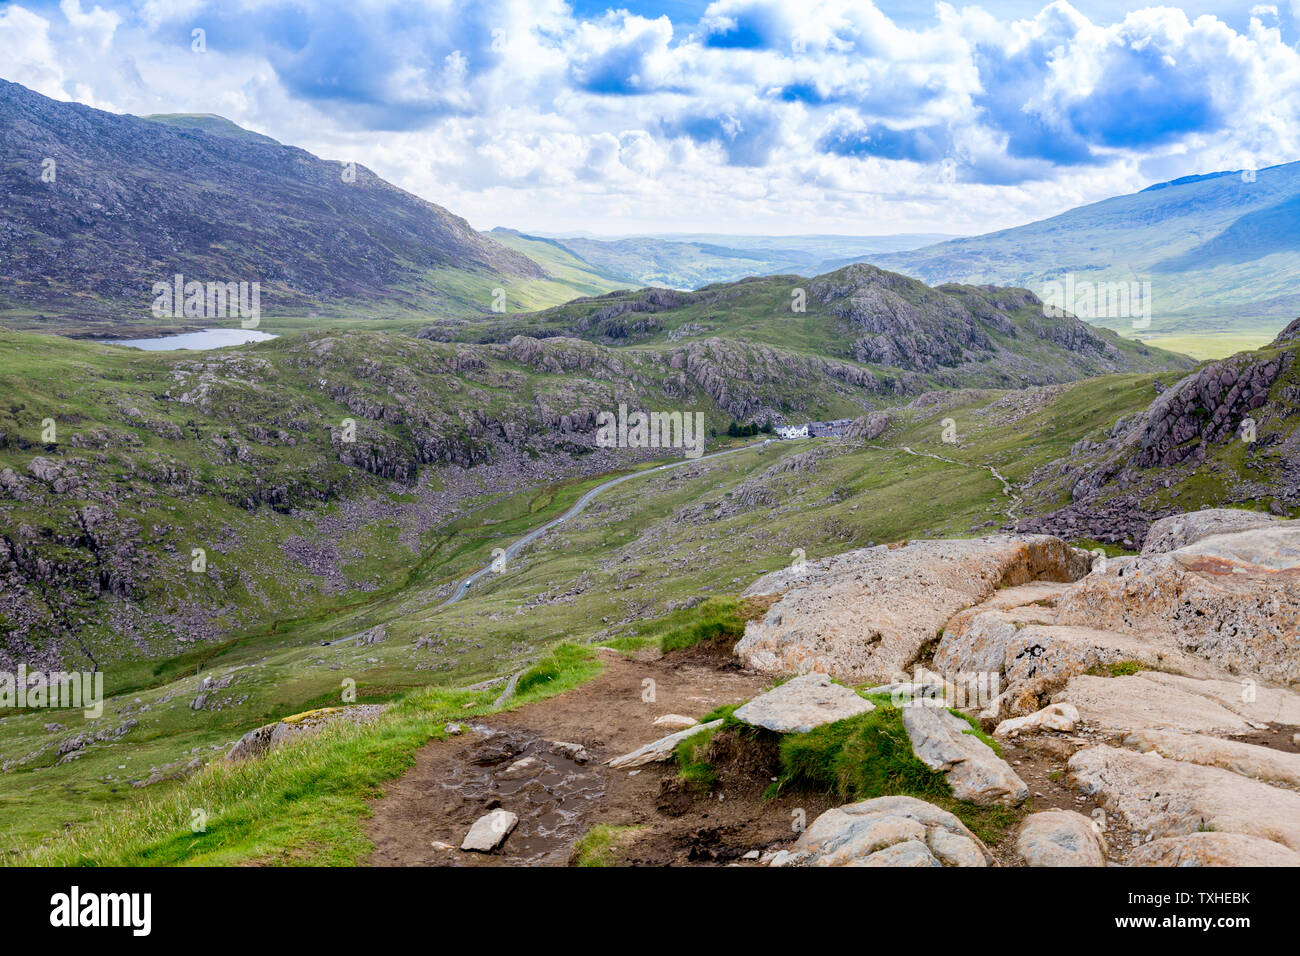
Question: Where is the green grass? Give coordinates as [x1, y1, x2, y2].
[656, 597, 765, 653]
[1131, 332, 1277, 361]
[1090, 659, 1147, 678]
[13, 643, 601, 866]
[771, 705, 1025, 845]
[674, 723, 722, 791]
[513, 643, 601, 697]
[948, 708, 1003, 757]
[571, 823, 644, 867]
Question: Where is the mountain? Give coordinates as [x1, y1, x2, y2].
[1015, 319, 1300, 547]
[0, 323, 910, 671]
[0, 80, 619, 335]
[493, 230, 957, 289]
[866, 162, 1300, 341]
[426, 262, 1194, 389]
[0, 263, 1192, 670]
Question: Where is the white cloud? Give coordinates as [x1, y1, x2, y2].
[0, 6, 68, 100]
[2, 0, 1299, 235]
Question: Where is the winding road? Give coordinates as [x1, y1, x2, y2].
[321, 436, 1021, 646]
[429, 440, 770, 614]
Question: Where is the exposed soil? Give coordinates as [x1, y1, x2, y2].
[366, 647, 836, 866]
[364, 645, 1120, 867]
[1230, 723, 1300, 754]
[369, 644, 1297, 867]
[996, 731, 1134, 864]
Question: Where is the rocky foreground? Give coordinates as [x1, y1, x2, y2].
[591, 509, 1300, 866]
[227, 508, 1298, 867]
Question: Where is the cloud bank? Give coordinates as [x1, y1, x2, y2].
[3, 0, 1299, 234]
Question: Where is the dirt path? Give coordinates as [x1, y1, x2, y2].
[366, 647, 831, 866]
[897, 445, 1023, 522]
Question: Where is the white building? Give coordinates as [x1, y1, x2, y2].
[775, 424, 809, 439]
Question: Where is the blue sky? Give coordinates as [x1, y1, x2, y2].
[3, 0, 1299, 235]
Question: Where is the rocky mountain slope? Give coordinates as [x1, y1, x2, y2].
[1015, 320, 1300, 547]
[868, 162, 1300, 338]
[0, 80, 605, 334]
[0, 325, 909, 671]
[424, 262, 1193, 389]
[27, 515, 1293, 868]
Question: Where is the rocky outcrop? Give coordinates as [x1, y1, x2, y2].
[1141, 508, 1280, 555]
[1068, 745, 1300, 852]
[1016, 810, 1106, 867]
[1132, 671, 1300, 724]
[901, 705, 1028, 806]
[732, 673, 875, 734]
[225, 705, 385, 761]
[1054, 526, 1300, 685]
[1273, 317, 1300, 347]
[1121, 729, 1300, 789]
[1016, 339, 1297, 549]
[845, 411, 893, 440]
[785, 795, 994, 867]
[1128, 352, 1287, 470]
[1052, 675, 1254, 734]
[1128, 832, 1300, 867]
[735, 535, 1092, 684]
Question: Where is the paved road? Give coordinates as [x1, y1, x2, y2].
[429, 440, 770, 614]
[318, 441, 773, 644]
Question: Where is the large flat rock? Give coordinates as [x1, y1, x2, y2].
[1142, 509, 1280, 555]
[1128, 832, 1300, 867]
[1132, 671, 1300, 725]
[787, 795, 993, 867]
[1121, 729, 1300, 789]
[733, 673, 874, 734]
[1052, 674, 1254, 735]
[901, 705, 1028, 806]
[736, 535, 1091, 684]
[937, 617, 1226, 699]
[1068, 744, 1300, 852]
[1054, 527, 1300, 686]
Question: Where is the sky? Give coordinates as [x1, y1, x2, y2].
[3, 0, 1300, 236]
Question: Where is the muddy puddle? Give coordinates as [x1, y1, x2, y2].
[442, 725, 606, 864]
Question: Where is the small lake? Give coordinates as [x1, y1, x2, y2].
[107, 329, 278, 351]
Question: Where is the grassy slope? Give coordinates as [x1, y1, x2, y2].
[486, 232, 635, 299]
[450, 268, 1190, 387]
[1, 356, 1191, 860]
[871, 162, 1300, 339]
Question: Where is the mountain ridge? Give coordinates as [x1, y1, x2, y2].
[866, 161, 1300, 339]
[0, 79, 619, 334]
[425, 262, 1194, 389]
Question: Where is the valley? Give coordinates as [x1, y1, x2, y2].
[1, 56, 1298, 879]
[3, 321, 1295, 862]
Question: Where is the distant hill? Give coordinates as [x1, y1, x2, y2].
[423, 261, 1194, 390]
[865, 162, 1300, 341]
[0, 80, 612, 335]
[496, 230, 958, 290]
